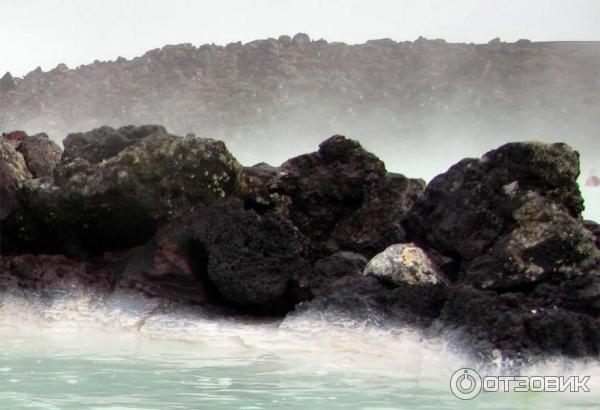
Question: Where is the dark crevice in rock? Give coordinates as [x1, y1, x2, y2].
[186, 238, 226, 307]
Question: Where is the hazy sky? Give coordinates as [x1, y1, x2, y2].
[1, 0, 599, 76]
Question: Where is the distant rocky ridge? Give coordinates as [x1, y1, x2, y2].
[1, 35, 599, 166]
[1, 125, 599, 363]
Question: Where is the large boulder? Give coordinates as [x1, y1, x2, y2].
[271, 135, 424, 259]
[464, 193, 600, 290]
[7, 125, 243, 253]
[408, 142, 584, 262]
[16, 133, 62, 179]
[390, 141, 600, 359]
[407, 142, 598, 286]
[1, 131, 62, 253]
[61, 125, 166, 164]
[0, 138, 31, 220]
[364, 243, 447, 286]
[187, 200, 312, 313]
[291, 33, 311, 47]
[273, 135, 386, 242]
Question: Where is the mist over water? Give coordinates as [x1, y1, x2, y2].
[3, 36, 598, 226]
[1, 288, 599, 409]
[1, 29, 599, 408]
[37, 110, 599, 222]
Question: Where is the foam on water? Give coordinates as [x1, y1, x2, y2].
[0, 288, 599, 409]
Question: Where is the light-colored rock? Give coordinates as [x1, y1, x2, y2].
[363, 243, 445, 285]
[16, 133, 62, 179]
[0, 139, 32, 219]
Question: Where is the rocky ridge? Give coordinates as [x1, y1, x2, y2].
[1, 125, 599, 364]
[1, 35, 599, 165]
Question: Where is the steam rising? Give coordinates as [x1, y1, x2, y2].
[1, 36, 598, 221]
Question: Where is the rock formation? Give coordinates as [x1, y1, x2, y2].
[2, 126, 241, 253]
[0, 125, 599, 363]
[406, 142, 600, 289]
[0, 136, 32, 220]
[1, 36, 598, 166]
[364, 243, 446, 285]
[269, 135, 425, 259]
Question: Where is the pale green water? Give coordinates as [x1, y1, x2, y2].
[0, 290, 598, 409]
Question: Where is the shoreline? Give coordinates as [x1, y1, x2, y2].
[1, 125, 599, 365]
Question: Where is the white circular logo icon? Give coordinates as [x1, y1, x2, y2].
[450, 368, 482, 400]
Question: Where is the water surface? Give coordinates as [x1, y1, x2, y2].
[0, 289, 598, 409]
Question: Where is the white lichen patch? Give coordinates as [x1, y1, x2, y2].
[364, 243, 445, 285]
[503, 180, 519, 196]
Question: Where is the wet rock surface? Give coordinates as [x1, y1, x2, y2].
[0, 126, 598, 362]
[0, 253, 116, 292]
[310, 251, 367, 296]
[375, 142, 599, 360]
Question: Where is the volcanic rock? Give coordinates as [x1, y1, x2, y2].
[0, 139, 31, 220]
[0, 253, 115, 292]
[1, 127, 599, 362]
[407, 142, 587, 264]
[464, 193, 600, 290]
[292, 33, 311, 47]
[7, 125, 242, 253]
[238, 162, 281, 213]
[306, 140, 600, 360]
[584, 220, 600, 249]
[119, 215, 209, 305]
[2, 130, 27, 143]
[310, 251, 367, 295]
[330, 173, 425, 257]
[187, 199, 312, 313]
[272, 135, 423, 259]
[16, 133, 62, 179]
[61, 125, 166, 164]
[297, 275, 448, 327]
[439, 284, 600, 359]
[364, 243, 446, 286]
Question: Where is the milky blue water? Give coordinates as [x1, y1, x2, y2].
[0, 290, 598, 409]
